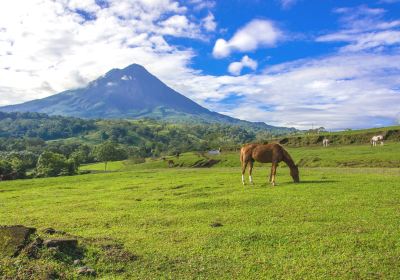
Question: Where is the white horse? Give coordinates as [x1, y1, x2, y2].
[322, 138, 329, 147]
[371, 135, 384, 146]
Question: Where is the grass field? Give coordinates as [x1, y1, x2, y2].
[1, 143, 400, 279]
[80, 142, 400, 171]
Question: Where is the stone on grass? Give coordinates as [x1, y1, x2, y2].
[73, 259, 82, 265]
[43, 239, 78, 250]
[25, 237, 44, 258]
[210, 222, 223, 228]
[0, 225, 36, 257]
[43, 228, 56, 234]
[77, 266, 96, 276]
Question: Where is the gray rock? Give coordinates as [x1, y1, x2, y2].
[43, 228, 56, 234]
[77, 266, 96, 276]
[25, 237, 43, 258]
[0, 225, 36, 257]
[43, 239, 78, 250]
[73, 259, 82, 265]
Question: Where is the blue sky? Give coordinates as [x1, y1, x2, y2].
[0, 0, 400, 129]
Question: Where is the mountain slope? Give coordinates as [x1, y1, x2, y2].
[0, 64, 294, 132]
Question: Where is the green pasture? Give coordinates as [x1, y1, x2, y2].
[1, 142, 400, 279]
[1, 170, 400, 279]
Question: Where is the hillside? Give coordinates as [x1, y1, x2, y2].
[0, 64, 294, 132]
[277, 126, 400, 147]
[0, 112, 282, 160]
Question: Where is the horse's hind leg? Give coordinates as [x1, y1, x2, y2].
[241, 160, 248, 185]
[248, 160, 254, 184]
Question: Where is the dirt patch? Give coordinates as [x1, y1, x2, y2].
[0, 225, 36, 257]
[171, 184, 190, 190]
[191, 159, 221, 168]
[210, 222, 223, 228]
[101, 244, 138, 262]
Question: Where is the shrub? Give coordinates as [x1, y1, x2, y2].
[36, 151, 77, 177]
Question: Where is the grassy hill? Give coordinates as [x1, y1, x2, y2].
[278, 126, 400, 147]
[80, 141, 400, 172]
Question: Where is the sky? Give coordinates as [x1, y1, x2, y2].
[0, 0, 400, 130]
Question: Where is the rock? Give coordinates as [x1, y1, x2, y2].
[43, 228, 56, 234]
[48, 247, 58, 254]
[210, 222, 223, 228]
[73, 259, 82, 265]
[25, 237, 43, 258]
[77, 266, 96, 276]
[0, 225, 36, 257]
[43, 239, 78, 250]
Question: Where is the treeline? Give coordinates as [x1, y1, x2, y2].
[0, 111, 293, 180]
[0, 112, 96, 140]
[0, 141, 127, 180]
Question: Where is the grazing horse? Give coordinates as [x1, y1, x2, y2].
[322, 138, 329, 147]
[240, 143, 299, 186]
[371, 135, 384, 146]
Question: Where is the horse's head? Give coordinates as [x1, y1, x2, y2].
[290, 164, 300, 183]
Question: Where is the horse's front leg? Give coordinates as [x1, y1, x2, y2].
[269, 165, 273, 183]
[271, 162, 278, 186]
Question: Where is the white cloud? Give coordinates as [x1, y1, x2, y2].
[212, 19, 282, 58]
[189, 0, 216, 11]
[317, 6, 400, 52]
[280, 0, 297, 9]
[0, 0, 206, 105]
[171, 52, 400, 130]
[0, 1, 399, 130]
[202, 12, 217, 32]
[228, 55, 258, 76]
[159, 14, 202, 38]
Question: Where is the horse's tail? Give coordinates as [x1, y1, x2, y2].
[239, 147, 244, 168]
[240, 145, 249, 174]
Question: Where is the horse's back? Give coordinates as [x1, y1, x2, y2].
[241, 143, 282, 163]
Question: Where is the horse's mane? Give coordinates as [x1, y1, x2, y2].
[279, 145, 296, 168]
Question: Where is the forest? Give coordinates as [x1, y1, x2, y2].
[0, 112, 289, 180]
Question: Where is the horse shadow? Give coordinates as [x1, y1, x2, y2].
[249, 180, 339, 187]
[298, 180, 338, 184]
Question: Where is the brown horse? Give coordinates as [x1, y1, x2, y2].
[240, 143, 299, 186]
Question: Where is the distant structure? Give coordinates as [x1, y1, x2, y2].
[322, 138, 330, 147]
[208, 148, 221, 155]
[371, 135, 384, 146]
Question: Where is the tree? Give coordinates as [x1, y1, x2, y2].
[0, 160, 14, 180]
[93, 142, 127, 171]
[36, 151, 76, 177]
